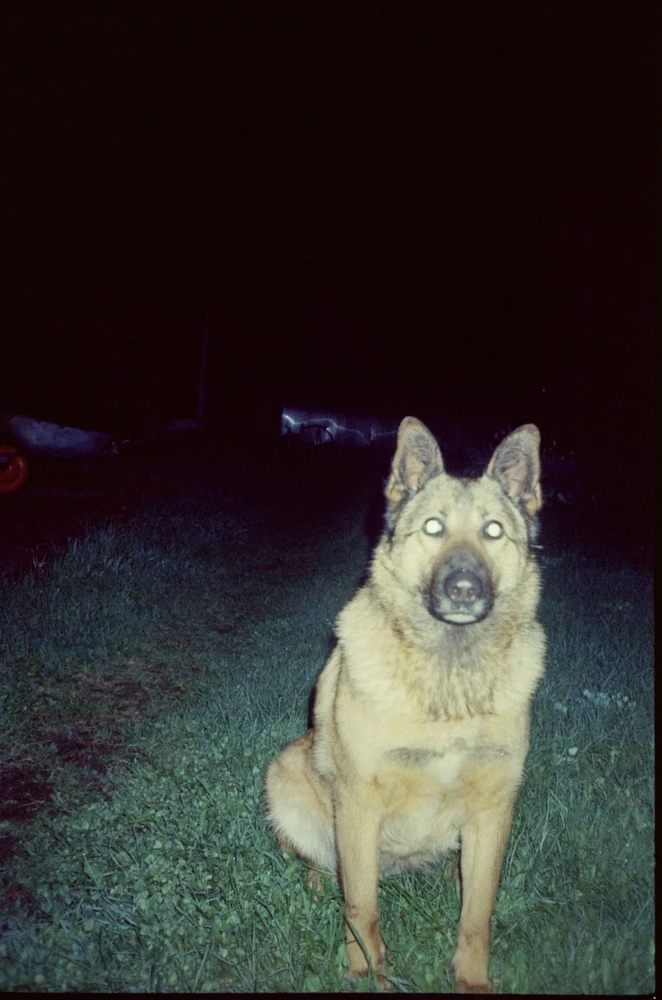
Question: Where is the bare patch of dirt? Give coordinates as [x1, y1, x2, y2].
[0, 648, 194, 892]
[34, 727, 122, 775]
[0, 763, 53, 824]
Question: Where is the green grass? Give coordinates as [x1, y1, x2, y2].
[0, 446, 654, 992]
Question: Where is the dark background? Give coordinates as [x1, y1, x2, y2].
[4, 4, 656, 504]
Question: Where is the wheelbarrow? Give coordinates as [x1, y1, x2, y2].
[0, 413, 202, 493]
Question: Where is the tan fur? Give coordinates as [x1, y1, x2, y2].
[265, 417, 545, 992]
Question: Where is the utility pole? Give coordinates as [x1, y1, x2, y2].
[197, 304, 210, 422]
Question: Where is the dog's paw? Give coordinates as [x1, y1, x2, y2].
[345, 968, 392, 991]
[454, 976, 493, 994]
[306, 868, 334, 892]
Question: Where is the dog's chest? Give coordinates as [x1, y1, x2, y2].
[385, 737, 509, 791]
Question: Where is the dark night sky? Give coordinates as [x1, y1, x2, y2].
[4, 4, 656, 473]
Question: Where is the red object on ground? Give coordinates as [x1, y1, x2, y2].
[0, 446, 29, 493]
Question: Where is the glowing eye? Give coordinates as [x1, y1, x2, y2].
[484, 521, 504, 539]
[424, 518, 444, 535]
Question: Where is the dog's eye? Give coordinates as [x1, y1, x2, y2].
[423, 518, 444, 536]
[484, 521, 504, 539]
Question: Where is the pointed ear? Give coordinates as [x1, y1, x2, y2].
[385, 417, 444, 519]
[487, 424, 542, 517]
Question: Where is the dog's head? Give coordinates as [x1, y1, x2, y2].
[383, 418, 542, 625]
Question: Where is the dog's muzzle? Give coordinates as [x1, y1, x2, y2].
[426, 552, 493, 624]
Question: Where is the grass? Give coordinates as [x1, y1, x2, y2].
[0, 440, 654, 992]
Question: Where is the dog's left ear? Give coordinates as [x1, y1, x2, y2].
[487, 424, 542, 518]
[385, 417, 444, 519]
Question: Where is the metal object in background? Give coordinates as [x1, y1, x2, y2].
[4, 415, 114, 459]
[281, 407, 398, 448]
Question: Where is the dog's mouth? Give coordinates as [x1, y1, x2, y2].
[438, 609, 487, 625]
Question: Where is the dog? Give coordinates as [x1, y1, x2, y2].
[265, 416, 545, 992]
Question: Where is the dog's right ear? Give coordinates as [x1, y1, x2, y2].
[385, 417, 444, 519]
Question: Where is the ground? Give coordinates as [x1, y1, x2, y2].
[0, 435, 204, 918]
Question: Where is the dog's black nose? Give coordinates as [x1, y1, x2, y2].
[444, 569, 484, 607]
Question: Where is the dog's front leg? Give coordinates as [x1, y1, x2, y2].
[334, 786, 387, 987]
[452, 800, 514, 994]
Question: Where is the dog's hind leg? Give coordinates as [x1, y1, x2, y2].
[264, 730, 337, 876]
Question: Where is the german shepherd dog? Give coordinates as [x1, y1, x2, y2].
[265, 417, 545, 992]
